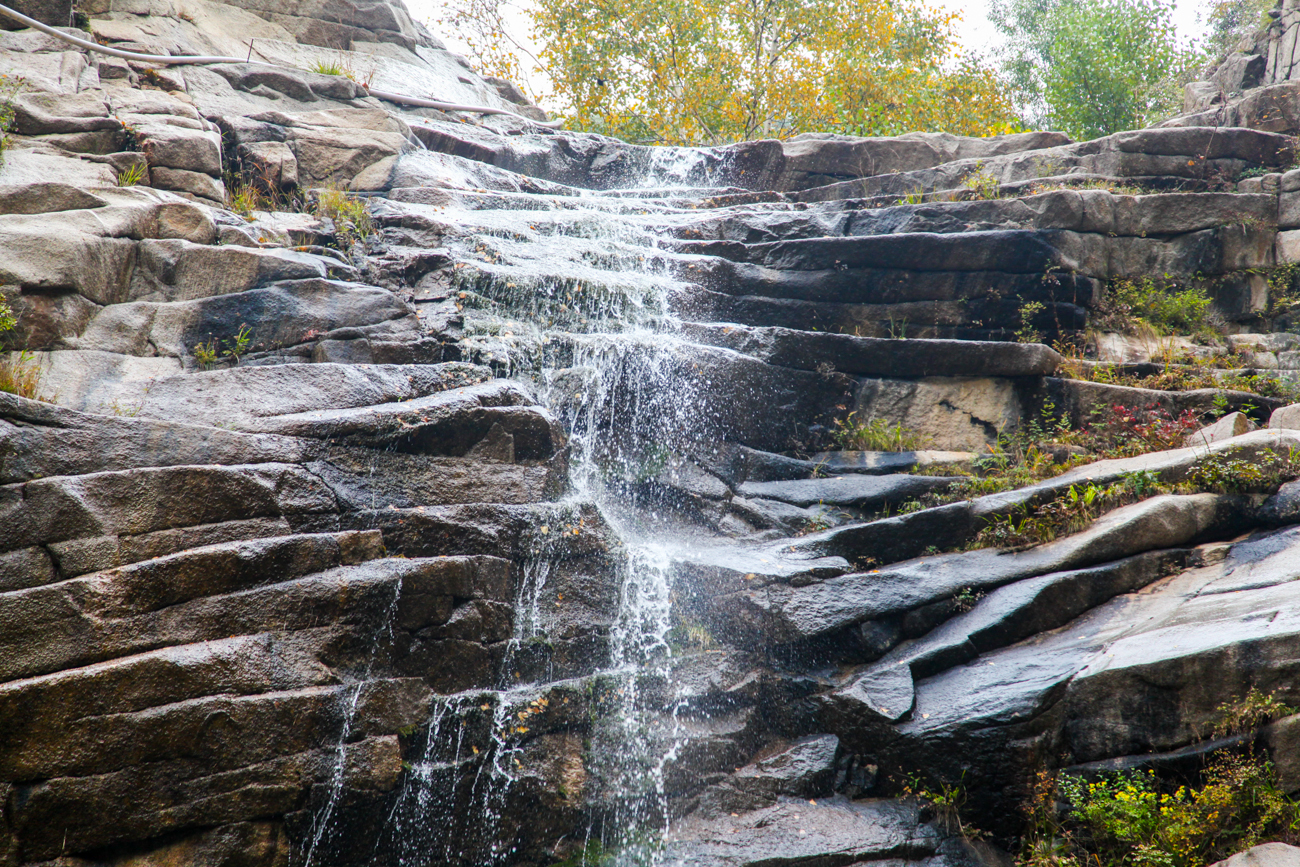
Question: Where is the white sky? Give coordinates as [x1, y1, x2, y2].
[407, 0, 1212, 100]
[931, 0, 1207, 59]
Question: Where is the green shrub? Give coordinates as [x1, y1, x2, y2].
[1019, 689, 1300, 867]
[963, 164, 1001, 200]
[1093, 276, 1216, 337]
[315, 188, 374, 248]
[192, 324, 252, 370]
[0, 73, 25, 162]
[1209, 688, 1298, 739]
[0, 295, 15, 335]
[831, 412, 930, 452]
[1056, 752, 1300, 867]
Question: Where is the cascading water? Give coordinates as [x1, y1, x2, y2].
[317, 144, 756, 866]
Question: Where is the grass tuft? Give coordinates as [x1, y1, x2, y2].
[116, 161, 148, 186]
[315, 188, 374, 248]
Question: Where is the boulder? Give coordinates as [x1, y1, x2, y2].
[664, 795, 978, 867]
[1209, 844, 1300, 867]
[1182, 411, 1258, 447]
[1271, 403, 1300, 429]
[1260, 479, 1300, 527]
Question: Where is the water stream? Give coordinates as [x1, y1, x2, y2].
[325, 146, 743, 866]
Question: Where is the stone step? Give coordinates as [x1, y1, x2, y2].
[790, 428, 1300, 567]
[13, 734, 400, 860]
[0, 462, 340, 558]
[50, 360, 492, 427]
[673, 286, 1089, 342]
[0, 531, 388, 681]
[674, 190, 1276, 244]
[664, 794, 956, 866]
[710, 493, 1251, 655]
[677, 324, 1062, 378]
[736, 474, 955, 510]
[59, 277, 419, 365]
[248, 379, 564, 459]
[0, 391, 305, 483]
[853, 548, 1189, 686]
[789, 126, 1294, 203]
[692, 734, 842, 816]
[852, 523, 1300, 819]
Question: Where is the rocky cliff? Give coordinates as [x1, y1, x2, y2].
[7, 1, 1300, 866]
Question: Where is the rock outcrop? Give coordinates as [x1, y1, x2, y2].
[7, 0, 1300, 866]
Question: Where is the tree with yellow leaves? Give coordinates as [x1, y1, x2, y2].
[445, 0, 1022, 145]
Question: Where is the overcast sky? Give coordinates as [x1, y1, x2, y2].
[930, 0, 1207, 57]
[407, 0, 1212, 98]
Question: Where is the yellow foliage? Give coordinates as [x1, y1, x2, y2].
[530, 0, 1020, 144]
[447, 0, 1020, 144]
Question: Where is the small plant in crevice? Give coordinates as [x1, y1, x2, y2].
[1188, 448, 1300, 495]
[114, 115, 143, 153]
[192, 324, 253, 371]
[665, 614, 717, 653]
[0, 295, 15, 336]
[0, 73, 25, 162]
[225, 178, 269, 218]
[952, 587, 984, 613]
[116, 161, 148, 186]
[972, 480, 1140, 550]
[0, 350, 45, 401]
[1207, 688, 1298, 740]
[307, 56, 374, 87]
[193, 338, 220, 370]
[1265, 263, 1300, 319]
[962, 163, 1001, 200]
[309, 59, 347, 77]
[1024, 177, 1149, 196]
[831, 412, 930, 452]
[0, 295, 49, 402]
[1091, 276, 1217, 338]
[900, 773, 980, 840]
[1015, 298, 1046, 344]
[315, 188, 374, 249]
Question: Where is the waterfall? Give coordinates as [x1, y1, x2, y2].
[329, 147, 734, 866]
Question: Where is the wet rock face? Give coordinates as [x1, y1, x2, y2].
[8, 2, 1300, 866]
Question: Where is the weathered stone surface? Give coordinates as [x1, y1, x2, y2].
[683, 324, 1062, 377]
[0, 463, 339, 551]
[1270, 402, 1300, 428]
[856, 376, 1026, 451]
[808, 450, 976, 476]
[737, 474, 953, 509]
[1209, 844, 1300, 867]
[117, 362, 491, 428]
[664, 795, 972, 867]
[0, 391, 304, 482]
[1183, 411, 1258, 447]
[12, 12, 1300, 866]
[710, 494, 1251, 648]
